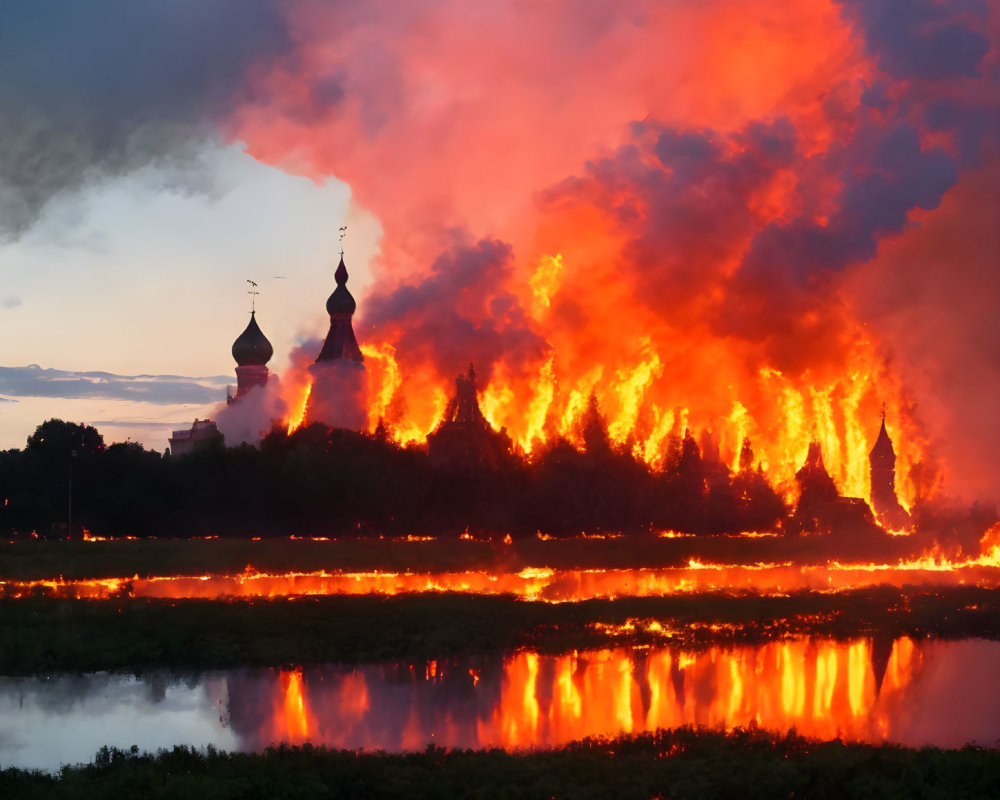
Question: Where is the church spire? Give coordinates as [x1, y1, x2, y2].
[868, 410, 909, 529]
[316, 251, 364, 363]
[869, 414, 895, 468]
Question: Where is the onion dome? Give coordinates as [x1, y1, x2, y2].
[869, 416, 896, 467]
[326, 255, 357, 316]
[232, 311, 274, 366]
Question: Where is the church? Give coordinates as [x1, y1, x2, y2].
[303, 253, 367, 430]
[203, 253, 913, 534]
[215, 251, 509, 469]
[220, 250, 369, 435]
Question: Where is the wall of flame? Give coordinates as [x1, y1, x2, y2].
[233, 0, 1000, 506]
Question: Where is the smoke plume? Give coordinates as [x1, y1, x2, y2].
[11, 0, 1000, 504]
[215, 376, 287, 447]
[0, 0, 292, 237]
[230, 0, 1000, 503]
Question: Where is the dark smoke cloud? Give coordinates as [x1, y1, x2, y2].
[537, 117, 853, 374]
[838, 0, 990, 81]
[364, 238, 548, 381]
[740, 124, 956, 281]
[568, 118, 798, 316]
[535, 75, 965, 378]
[0, 0, 293, 237]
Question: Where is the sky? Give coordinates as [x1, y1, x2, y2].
[1, 1, 999, 503]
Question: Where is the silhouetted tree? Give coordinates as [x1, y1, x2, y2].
[26, 419, 104, 456]
[580, 392, 611, 457]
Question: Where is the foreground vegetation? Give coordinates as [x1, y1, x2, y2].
[0, 527, 937, 582]
[3, 586, 1000, 675]
[4, 728, 1000, 799]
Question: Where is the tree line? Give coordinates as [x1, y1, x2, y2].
[5, 729, 1000, 800]
[2, 415, 801, 539]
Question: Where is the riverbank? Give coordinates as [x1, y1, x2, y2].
[3, 728, 998, 799]
[3, 586, 999, 675]
[0, 530, 933, 581]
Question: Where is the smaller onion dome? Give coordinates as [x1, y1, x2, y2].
[232, 311, 274, 366]
[326, 255, 357, 316]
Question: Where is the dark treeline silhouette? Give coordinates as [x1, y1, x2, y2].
[6, 730, 1000, 800]
[1, 415, 801, 539]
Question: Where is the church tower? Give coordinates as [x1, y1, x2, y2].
[305, 253, 368, 430]
[315, 255, 364, 364]
[229, 310, 273, 404]
[869, 412, 909, 528]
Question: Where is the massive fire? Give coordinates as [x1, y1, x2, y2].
[230, 0, 997, 513]
[277, 259, 924, 511]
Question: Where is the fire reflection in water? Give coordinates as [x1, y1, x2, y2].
[228, 637, 944, 752]
[279, 669, 311, 741]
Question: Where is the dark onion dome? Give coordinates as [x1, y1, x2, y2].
[326, 255, 357, 316]
[869, 417, 896, 466]
[232, 311, 274, 366]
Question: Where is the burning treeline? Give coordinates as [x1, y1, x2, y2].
[192, 224, 969, 540]
[234, 0, 1000, 517]
[1, 2, 997, 504]
[225, 0, 1000, 520]
[280, 269, 925, 513]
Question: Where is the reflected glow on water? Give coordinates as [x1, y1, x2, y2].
[3, 637, 1000, 771]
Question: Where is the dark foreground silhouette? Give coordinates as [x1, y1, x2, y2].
[4, 728, 999, 800]
[0, 416, 905, 539]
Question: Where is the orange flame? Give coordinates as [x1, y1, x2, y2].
[281, 315, 926, 510]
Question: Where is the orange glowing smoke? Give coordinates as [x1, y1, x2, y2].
[279, 316, 925, 509]
[239, 0, 945, 508]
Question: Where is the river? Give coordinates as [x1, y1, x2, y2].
[3, 636, 999, 771]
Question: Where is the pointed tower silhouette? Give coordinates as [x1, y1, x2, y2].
[305, 252, 368, 430]
[315, 255, 364, 364]
[868, 412, 910, 529]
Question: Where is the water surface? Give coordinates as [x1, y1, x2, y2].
[3, 637, 999, 772]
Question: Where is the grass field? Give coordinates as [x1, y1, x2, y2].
[4, 728, 999, 799]
[2, 585, 999, 675]
[0, 530, 928, 581]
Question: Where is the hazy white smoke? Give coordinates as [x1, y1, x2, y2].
[215, 374, 287, 446]
[306, 361, 368, 431]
